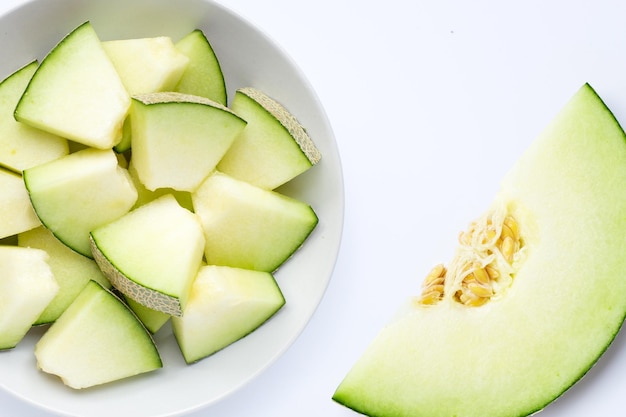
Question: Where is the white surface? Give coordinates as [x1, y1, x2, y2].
[2, 0, 626, 416]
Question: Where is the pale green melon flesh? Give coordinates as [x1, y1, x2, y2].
[130, 92, 246, 192]
[0, 167, 40, 239]
[35, 280, 162, 389]
[0, 61, 68, 173]
[174, 29, 227, 106]
[333, 84, 626, 417]
[102, 36, 189, 95]
[127, 159, 193, 211]
[191, 171, 318, 272]
[0, 246, 58, 349]
[172, 265, 285, 363]
[14, 21, 130, 149]
[90, 194, 205, 316]
[23, 148, 138, 257]
[18, 226, 111, 325]
[217, 87, 321, 190]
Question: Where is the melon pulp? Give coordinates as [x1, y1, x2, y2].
[35, 280, 162, 389]
[14, 21, 130, 149]
[0, 246, 58, 349]
[333, 84, 626, 417]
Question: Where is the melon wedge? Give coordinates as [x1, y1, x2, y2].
[23, 147, 138, 257]
[14, 21, 130, 149]
[174, 29, 227, 106]
[90, 194, 205, 317]
[217, 87, 321, 190]
[192, 171, 318, 272]
[333, 84, 626, 417]
[172, 265, 285, 363]
[35, 280, 162, 389]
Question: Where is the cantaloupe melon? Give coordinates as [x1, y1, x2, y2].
[333, 83, 626, 417]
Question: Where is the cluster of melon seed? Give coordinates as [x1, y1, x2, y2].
[417, 264, 447, 305]
[416, 212, 523, 307]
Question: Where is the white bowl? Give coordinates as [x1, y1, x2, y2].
[0, 0, 344, 416]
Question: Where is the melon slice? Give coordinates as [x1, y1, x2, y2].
[35, 280, 162, 389]
[23, 147, 138, 257]
[192, 171, 318, 272]
[14, 21, 130, 149]
[127, 159, 193, 211]
[333, 84, 626, 417]
[123, 296, 170, 334]
[217, 87, 321, 190]
[130, 92, 246, 192]
[172, 265, 285, 363]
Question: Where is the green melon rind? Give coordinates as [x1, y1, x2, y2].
[333, 83, 626, 417]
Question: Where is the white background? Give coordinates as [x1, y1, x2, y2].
[3, 0, 626, 416]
